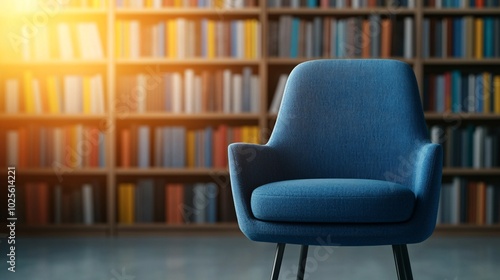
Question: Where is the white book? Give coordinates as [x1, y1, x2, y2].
[130, 21, 141, 58]
[88, 23, 104, 59]
[450, 177, 461, 225]
[5, 79, 19, 113]
[76, 24, 89, 59]
[330, 18, 337, 58]
[430, 126, 443, 144]
[34, 26, 50, 60]
[75, 76, 83, 113]
[407, 0, 415, 8]
[269, 74, 288, 114]
[305, 21, 313, 58]
[57, 23, 74, 60]
[184, 69, 195, 113]
[153, 0, 162, 8]
[64, 76, 77, 113]
[404, 17, 414, 59]
[172, 73, 183, 113]
[93, 75, 105, 114]
[337, 0, 345, 8]
[6, 131, 18, 166]
[32, 79, 42, 114]
[237, 21, 245, 58]
[136, 74, 147, 113]
[291, 0, 300, 8]
[250, 76, 260, 113]
[223, 69, 232, 113]
[473, 126, 485, 168]
[152, 25, 158, 57]
[352, 0, 360, 8]
[194, 76, 202, 113]
[485, 185, 495, 225]
[232, 74, 243, 113]
[436, 0, 442, 8]
[82, 184, 94, 225]
[188, 21, 195, 58]
[177, 18, 186, 58]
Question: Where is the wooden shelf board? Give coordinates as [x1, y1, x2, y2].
[115, 168, 228, 176]
[268, 57, 415, 65]
[0, 114, 108, 120]
[425, 112, 500, 120]
[116, 223, 240, 235]
[115, 8, 260, 15]
[116, 113, 260, 120]
[423, 8, 500, 15]
[10, 168, 109, 175]
[267, 8, 416, 15]
[116, 58, 260, 65]
[18, 224, 109, 230]
[17, 224, 109, 235]
[442, 168, 500, 176]
[423, 58, 500, 65]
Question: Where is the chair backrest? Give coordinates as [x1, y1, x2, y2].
[268, 60, 429, 184]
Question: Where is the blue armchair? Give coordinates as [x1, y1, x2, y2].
[228, 60, 443, 280]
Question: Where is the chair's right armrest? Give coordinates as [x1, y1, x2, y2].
[228, 143, 284, 221]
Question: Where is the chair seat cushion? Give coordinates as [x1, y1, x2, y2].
[251, 179, 415, 223]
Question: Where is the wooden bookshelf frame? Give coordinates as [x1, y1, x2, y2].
[6, 0, 500, 236]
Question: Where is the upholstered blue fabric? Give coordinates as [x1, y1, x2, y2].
[228, 59, 443, 246]
[251, 179, 415, 223]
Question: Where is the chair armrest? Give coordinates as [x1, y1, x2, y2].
[228, 143, 284, 222]
[411, 142, 443, 237]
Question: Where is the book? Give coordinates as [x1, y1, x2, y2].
[269, 74, 288, 114]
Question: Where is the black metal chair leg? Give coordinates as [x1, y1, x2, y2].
[392, 245, 414, 280]
[296, 245, 309, 280]
[271, 243, 286, 280]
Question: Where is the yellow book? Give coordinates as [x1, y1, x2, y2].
[118, 184, 126, 223]
[251, 126, 260, 144]
[187, 130, 196, 168]
[251, 20, 257, 58]
[115, 20, 123, 58]
[146, 0, 153, 7]
[92, 0, 101, 8]
[245, 21, 251, 59]
[483, 73, 491, 113]
[474, 18, 483, 59]
[126, 183, 135, 224]
[46, 76, 60, 113]
[83, 76, 92, 114]
[124, 21, 131, 58]
[168, 20, 177, 58]
[495, 75, 500, 113]
[23, 72, 35, 113]
[207, 20, 215, 58]
[241, 126, 250, 143]
[174, 0, 182, 7]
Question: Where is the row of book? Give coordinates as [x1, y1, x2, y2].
[268, 16, 414, 59]
[430, 125, 500, 168]
[119, 125, 259, 168]
[117, 68, 259, 114]
[422, 17, 500, 58]
[21, 182, 105, 225]
[118, 180, 236, 224]
[267, 0, 415, 7]
[5, 0, 107, 10]
[115, 19, 261, 59]
[438, 178, 500, 225]
[425, 0, 500, 8]
[2, 73, 105, 114]
[2, 125, 106, 168]
[116, 0, 257, 8]
[423, 71, 500, 113]
[19, 22, 104, 61]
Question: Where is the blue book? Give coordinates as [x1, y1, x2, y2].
[495, 18, 500, 58]
[172, 127, 186, 168]
[99, 132, 105, 167]
[204, 127, 213, 168]
[337, 19, 346, 58]
[452, 19, 461, 58]
[436, 75, 445, 113]
[290, 18, 299, 58]
[475, 74, 483, 113]
[307, 0, 316, 7]
[484, 17, 494, 58]
[451, 71, 461, 113]
[206, 183, 218, 223]
[162, 127, 172, 167]
[138, 126, 150, 168]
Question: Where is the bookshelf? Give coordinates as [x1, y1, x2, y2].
[1, 0, 499, 236]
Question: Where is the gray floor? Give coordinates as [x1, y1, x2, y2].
[0, 236, 499, 280]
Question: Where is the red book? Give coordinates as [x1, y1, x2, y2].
[476, 0, 484, 7]
[362, 20, 371, 58]
[320, 0, 329, 8]
[166, 184, 184, 224]
[381, 19, 392, 58]
[476, 182, 486, 225]
[368, 0, 376, 7]
[323, 17, 331, 57]
[467, 182, 477, 224]
[121, 129, 131, 168]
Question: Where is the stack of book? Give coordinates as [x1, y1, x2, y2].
[422, 16, 500, 58]
[438, 178, 500, 225]
[118, 180, 236, 224]
[2, 73, 105, 114]
[119, 125, 259, 168]
[4, 125, 106, 168]
[267, 0, 415, 8]
[117, 68, 259, 114]
[21, 182, 104, 225]
[430, 125, 500, 168]
[423, 71, 500, 113]
[115, 19, 261, 58]
[268, 16, 414, 58]
[115, 0, 257, 8]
